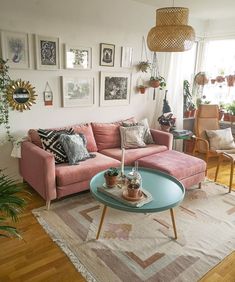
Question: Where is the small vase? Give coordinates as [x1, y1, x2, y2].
[104, 175, 117, 188]
[127, 187, 140, 198]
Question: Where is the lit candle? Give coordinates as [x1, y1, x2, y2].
[121, 148, 125, 175]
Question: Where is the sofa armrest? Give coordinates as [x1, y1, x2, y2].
[150, 129, 173, 150]
[19, 141, 57, 202]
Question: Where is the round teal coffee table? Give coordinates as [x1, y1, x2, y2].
[90, 167, 185, 240]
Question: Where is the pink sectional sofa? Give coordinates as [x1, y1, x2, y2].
[19, 121, 172, 208]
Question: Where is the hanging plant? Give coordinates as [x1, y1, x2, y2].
[0, 59, 13, 142]
[137, 61, 151, 73]
[137, 85, 148, 94]
[149, 76, 166, 90]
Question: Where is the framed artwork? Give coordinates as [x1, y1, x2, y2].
[100, 72, 131, 106]
[61, 76, 94, 107]
[121, 47, 133, 68]
[65, 45, 91, 69]
[35, 35, 59, 70]
[1, 30, 30, 69]
[100, 43, 115, 67]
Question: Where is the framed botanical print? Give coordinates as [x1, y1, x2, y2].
[35, 35, 59, 70]
[65, 45, 91, 69]
[100, 71, 131, 106]
[1, 30, 30, 69]
[100, 43, 115, 67]
[121, 47, 133, 68]
[61, 76, 94, 107]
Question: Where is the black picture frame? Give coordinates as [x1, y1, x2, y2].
[100, 43, 115, 67]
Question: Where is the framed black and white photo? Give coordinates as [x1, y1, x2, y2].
[65, 45, 91, 69]
[121, 47, 133, 68]
[35, 35, 59, 70]
[100, 72, 131, 106]
[100, 43, 115, 67]
[61, 76, 94, 107]
[1, 30, 30, 69]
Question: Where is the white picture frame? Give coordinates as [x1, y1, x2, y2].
[121, 47, 133, 68]
[65, 45, 91, 69]
[100, 43, 115, 67]
[1, 30, 30, 69]
[35, 35, 59, 70]
[100, 71, 131, 107]
[61, 76, 94, 107]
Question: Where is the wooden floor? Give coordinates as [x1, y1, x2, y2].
[0, 158, 235, 282]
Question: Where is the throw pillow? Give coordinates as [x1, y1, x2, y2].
[59, 133, 95, 165]
[206, 128, 235, 150]
[122, 118, 154, 144]
[119, 125, 146, 149]
[38, 128, 74, 164]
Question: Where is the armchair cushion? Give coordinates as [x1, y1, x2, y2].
[206, 127, 235, 150]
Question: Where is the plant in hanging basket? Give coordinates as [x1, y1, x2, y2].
[149, 76, 166, 90]
[226, 75, 234, 87]
[194, 72, 209, 86]
[137, 61, 151, 73]
[137, 85, 148, 94]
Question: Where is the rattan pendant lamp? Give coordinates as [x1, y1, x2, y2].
[147, 4, 195, 52]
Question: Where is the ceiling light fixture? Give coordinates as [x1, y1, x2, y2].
[147, 6, 195, 52]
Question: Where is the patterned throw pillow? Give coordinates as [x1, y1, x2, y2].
[119, 126, 146, 149]
[59, 133, 95, 165]
[206, 128, 235, 150]
[38, 128, 74, 164]
[122, 118, 154, 144]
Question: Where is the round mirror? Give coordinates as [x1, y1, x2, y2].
[6, 80, 37, 112]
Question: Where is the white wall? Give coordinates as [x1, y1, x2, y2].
[0, 0, 205, 178]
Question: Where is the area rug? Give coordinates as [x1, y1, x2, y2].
[33, 181, 235, 282]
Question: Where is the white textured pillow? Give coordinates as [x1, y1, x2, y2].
[120, 126, 146, 149]
[206, 128, 235, 150]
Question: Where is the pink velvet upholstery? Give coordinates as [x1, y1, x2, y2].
[56, 152, 120, 186]
[100, 144, 168, 165]
[138, 150, 206, 189]
[150, 129, 173, 150]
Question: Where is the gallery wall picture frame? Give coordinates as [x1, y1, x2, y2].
[100, 43, 115, 67]
[121, 46, 133, 68]
[1, 30, 30, 69]
[65, 45, 92, 69]
[100, 71, 131, 107]
[61, 76, 94, 108]
[35, 35, 60, 70]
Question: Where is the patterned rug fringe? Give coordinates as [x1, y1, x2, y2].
[32, 210, 97, 282]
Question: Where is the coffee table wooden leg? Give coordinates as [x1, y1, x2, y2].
[96, 205, 107, 240]
[170, 208, 177, 239]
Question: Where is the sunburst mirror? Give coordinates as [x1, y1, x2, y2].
[6, 79, 37, 112]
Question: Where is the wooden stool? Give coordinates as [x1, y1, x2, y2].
[215, 153, 234, 193]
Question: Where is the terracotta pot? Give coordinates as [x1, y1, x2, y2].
[226, 75, 234, 87]
[211, 79, 216, 84]
[223, 113, 230, 121]
[230, 114, 235, 123]
[190, 109, 196, 117]
[138, 87, 146, 94]
[127, 187, 140, 198]
[149, 80, 160, 88]
[219, 110, 224, 120]
[104, 175, 118, 188]
[216, 75, 225, 83]
[195, 73, 208, 85]
[184, 111, 191, 118]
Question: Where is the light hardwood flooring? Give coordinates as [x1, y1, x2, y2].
[0, 157, 235, 282]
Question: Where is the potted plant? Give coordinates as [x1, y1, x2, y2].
[126, 172, 141, 198]
[226, 75, 234, 87]
[226, 101, 235, 122]
[104, 167, 119, 188]
[137, 85, 148, 94]
[194, 72, 209, 86]
[149, 76, 166, 90]
[0, 170, 28, 238]
[183, 80, 196, 118]
[157, 113, 176, 132]
[137, 61, 151, 73]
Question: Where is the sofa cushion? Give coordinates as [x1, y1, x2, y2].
[28, 123, 98, 152]
[38, 128, 74, 164]
[55, 152, 121, 186]
[100, 144, 168, 165]
[120, 125, 146, 149]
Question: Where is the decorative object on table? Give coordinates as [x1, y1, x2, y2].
[0, 58, 13, 142]
[35, 35, 60, 70]
[126, 162, 142, 198]
[121, 47, 133, 68]
[100, 43, 115, 67]
[6, 79, 37, 112]
[1, 30, 30, 69]
[149, 52, 166, 99]
[0, 169, 28, 238]
[104, 167, 119, 188]
[121, 148, 125, 176]
[43, 81, 53, 106]
[61, 76, 94, 108]
[147, 6, 195, 52]
[183, 80, 196, 118]
[137, 36, 150, 73]
[99, 71, 131, 106]
[65, 45, 91, 69]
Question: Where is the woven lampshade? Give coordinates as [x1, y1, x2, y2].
[147, 7, 195, 52]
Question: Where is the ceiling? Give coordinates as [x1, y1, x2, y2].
[132, 0, 235, 20]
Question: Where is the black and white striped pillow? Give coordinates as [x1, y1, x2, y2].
[38, 128, 74, 164]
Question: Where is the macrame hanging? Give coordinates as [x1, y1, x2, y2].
[150, 52, 160, 100]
